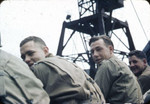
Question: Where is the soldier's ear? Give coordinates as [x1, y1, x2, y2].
[143, 58, 147, 64]
[43, 46, 49, 55]
[109, 45, 114, 53]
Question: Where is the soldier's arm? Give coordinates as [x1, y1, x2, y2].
[138, 75, 150, 94]
[30, 63, 51, 88]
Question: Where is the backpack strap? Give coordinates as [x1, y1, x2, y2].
[4, 69, 33, 104]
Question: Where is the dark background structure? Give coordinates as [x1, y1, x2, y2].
[57, 0, 150, 78]
[0, 0, 149, 78]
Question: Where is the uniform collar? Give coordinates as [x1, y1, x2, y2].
[46, 53, 54, 58]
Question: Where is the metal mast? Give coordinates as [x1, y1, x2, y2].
[57, 0, 135, 78]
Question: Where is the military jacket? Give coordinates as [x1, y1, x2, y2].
[0, 49, 50, 104]
[31, 54, 105, 104]
[138, 65, 150, 94]
[95, 55, 143, 104]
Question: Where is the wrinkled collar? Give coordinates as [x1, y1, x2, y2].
[136, 65, 148, 77]
[98, 55, 115, 66]
[46, 53, 54, 58]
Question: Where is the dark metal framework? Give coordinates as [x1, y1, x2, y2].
[143, 41, 150, 66]
[57, 0, 136, 78]
[78, 0, 96, 17]
[147, 0, 150, 4]
[0, 0, 3, 4]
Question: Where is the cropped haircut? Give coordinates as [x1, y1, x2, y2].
[20, 36, 47, 47]
[89, 35, 114, 49]
[128, 50, 147, 60]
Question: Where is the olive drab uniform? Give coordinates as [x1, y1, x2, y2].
[138, 65, 150, 94]
[95, 55, 143, 104]
[0, 49, 50, 104]
[31, 54, 105, 104]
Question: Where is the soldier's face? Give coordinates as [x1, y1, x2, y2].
[20, 41, 48, 67]
[90, 39, 113, 64]
[129, 55, 147, 76]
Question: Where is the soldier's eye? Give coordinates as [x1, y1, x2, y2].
[133, 60, 137, 64]
[27, 51, 35, 56]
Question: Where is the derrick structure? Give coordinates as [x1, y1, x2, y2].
[57, 0, 136, 78]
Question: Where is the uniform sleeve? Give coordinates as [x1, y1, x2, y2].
[138, 76, 150, 94]
[94, 60, 123, 101]
[31, 63, 51, 89]
[94, 61, 114, 99]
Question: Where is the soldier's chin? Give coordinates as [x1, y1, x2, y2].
[95, 60, 101, 64]
[131, 69, 138, 75]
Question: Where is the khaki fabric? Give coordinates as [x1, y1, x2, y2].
[144, 89, 150, 103]
[95, 55, 143, 104]
[138, 65, 150, 94]
[0, 49, 50, 104]
[31, 55, 105, 104]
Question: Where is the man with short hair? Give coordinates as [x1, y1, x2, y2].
[89, 35, 143, 104]
[128, 50, 150, 94]
[20, 36, 105, 104]
[0, 35, 50, 104]
[0, 49, 50, 104]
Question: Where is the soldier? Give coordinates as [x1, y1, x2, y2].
[89, 35, 143, 104]
[0, 1, 49, 102]
[0, 35, 50, 104]
[20, 36, 105, 104]
[128, 50, 150, 94]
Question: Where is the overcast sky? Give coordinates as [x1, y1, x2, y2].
[0, 0, 150, 68]
[0, 0, 79, 57]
